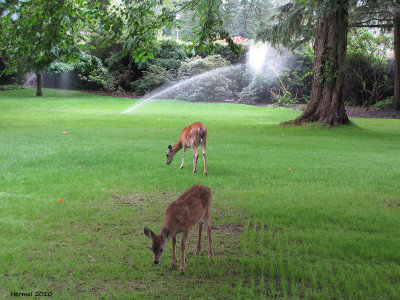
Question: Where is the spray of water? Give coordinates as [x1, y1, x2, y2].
[122, 43, 293, 114]
[122, 64, 242, 114]
[23, 73, 36, 87]
[248, 44, 269, 73]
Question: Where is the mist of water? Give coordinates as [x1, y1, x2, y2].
[123, 64, 243, 114]
[23, 73, 36, 87]
[122, 43, 294, 114]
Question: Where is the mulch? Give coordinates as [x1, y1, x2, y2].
[344, 106, 399, 119]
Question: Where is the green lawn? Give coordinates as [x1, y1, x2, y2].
[1, 88, 399, 299]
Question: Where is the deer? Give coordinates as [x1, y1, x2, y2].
[143, 185, 214, 274]
[166, 122, 207, 176]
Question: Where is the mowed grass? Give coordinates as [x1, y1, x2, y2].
[1, 88, 399, 299]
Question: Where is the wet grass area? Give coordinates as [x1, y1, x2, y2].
[1, 88, 400, 299]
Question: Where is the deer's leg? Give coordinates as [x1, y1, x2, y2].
[171, 235, 177, 267]
[201, 139, 207, 176]
[180, 231, 189, 274]
[204, 214, 214, 259]
[180, 145, 186, 169]
[196, 222, 203, 255]
[192, 147, 199, 174]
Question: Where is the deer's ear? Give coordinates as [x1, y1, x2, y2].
[168, 145, 172, 150]
[161, 227, 170, 240]
[144, 227, 154, 239]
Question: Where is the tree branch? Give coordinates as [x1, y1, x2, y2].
[350, 23, 393, 29]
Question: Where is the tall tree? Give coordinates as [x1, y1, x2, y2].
[295, 0, 350, 125]
[265, 0, 350, 125]
[0, 0, 105, 96]
[259, 0, 399, 125]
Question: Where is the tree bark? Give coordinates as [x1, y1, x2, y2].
[294, 1, 350, 126]
[36, 72, 42, 96]
[393, 10, 400, 110]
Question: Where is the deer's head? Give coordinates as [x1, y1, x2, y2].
[144, 227, 170, 264]
[166, 145, 175, 165]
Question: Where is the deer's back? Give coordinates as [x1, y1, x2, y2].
[165, 185, 211, 228]
[180, 122, 207, 146]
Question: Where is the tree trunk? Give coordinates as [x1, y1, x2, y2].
[294, 1, 350, 126]
[393, 10, 400, 110]
[36, 72, 42, 96]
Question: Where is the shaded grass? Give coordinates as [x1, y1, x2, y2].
[1, 88, 400, 299]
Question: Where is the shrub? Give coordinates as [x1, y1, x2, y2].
[131, 65, 173, 95]
[177, 55, 231, 80]
[345, 29, 394, 106]
[0, 84, 24, 91]
[371, 97, 393, 110]
[174, 73, 234, 102]
[238, 72, 277, 104]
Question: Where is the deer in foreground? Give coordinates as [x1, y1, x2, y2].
[144, 185, 213, 274]
[166, 122, 207, 176]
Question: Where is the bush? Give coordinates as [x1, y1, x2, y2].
[345, 53, 393, 106]
[131, 65, 173, 95]
[371, 97, 393, 110]
[174, 73, 234, 102]
[276, 46, 314, 103]
[177, 55, 231, 80]
[345, 29, 394, 106]
[0, 84, 24, 91]
[238, 72, 277, 104]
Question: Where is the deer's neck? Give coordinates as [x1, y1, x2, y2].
[172, 141, 182, 153]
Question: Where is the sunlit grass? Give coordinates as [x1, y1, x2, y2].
[1, 88, 399, 299]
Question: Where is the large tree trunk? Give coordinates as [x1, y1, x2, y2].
[294, 1, 350, 126]
[393, 10, 400, 110]
[36, 72, 42, 96]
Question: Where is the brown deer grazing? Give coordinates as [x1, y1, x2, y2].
[166, 122, 207, 176]
[143, 185, 213, 274]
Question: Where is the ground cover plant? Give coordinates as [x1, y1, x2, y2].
[1, 89, 399, 299]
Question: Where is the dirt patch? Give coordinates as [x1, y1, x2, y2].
[112, 191, 176, 206]
[211, 224, 245, 234]
[112, 194, 150, 206]
[293, 104, 399, 119]
[211, 223, 268, 234]
[345, 106, 399, 119]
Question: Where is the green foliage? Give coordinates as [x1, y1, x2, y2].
[181, 0, 242, 56]
[345, 29, 394, 106]
[177, 55, 230, 80]
[144, 38, 188, 72]
[277, 46, 314, 103]
[72, 53, 115, 91]
[47, 62, 76, 75]
[0, 84, 23, 91]
[131, 65, 173, 95]
[163, 55, 235, 101]
[371, 96, 394, 110]
[100, 0, 177, 63]
[272, 90, 298, 107]
[238, 73, 274, 104]
[257, 1, 316, 49]
[0, 0, 107, 96]
[0, 0, 103, 74]
[175, 73, 235, 102]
